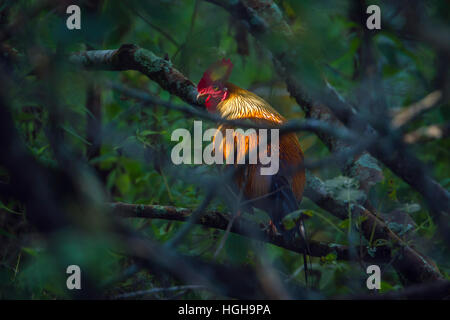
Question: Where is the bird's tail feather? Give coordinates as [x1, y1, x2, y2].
[270, 175, 311, 286]
[298, 217, 311, 286]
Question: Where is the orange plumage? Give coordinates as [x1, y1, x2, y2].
[213, 82, 306, 207]
[197, 59, 307, 231]
[197, 59, 310, 282]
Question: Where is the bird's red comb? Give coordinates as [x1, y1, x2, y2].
[198, 58, 234, 90]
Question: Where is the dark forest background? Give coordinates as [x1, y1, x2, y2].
[0, 0, 449, 299]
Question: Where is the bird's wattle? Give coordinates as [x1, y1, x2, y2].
[204, 94, 216, 111]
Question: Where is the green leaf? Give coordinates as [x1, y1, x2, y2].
[398, 203, 421, 214]
[320, 252, 337, 265]
[60, 125, 92, 145]
[0, 200, 22, 215]
[281, 209, 303, 231]
[387, 222, 414, 236]
[324, 176, 365, 203]
[373, 239, 389, 247]
[139, 130, 165, 136]
[367, 246, 377, 258]
[116, 174, 131, 195]
[22, 247, 38, 257]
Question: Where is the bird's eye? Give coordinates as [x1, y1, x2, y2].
[213, 86, 220, 91]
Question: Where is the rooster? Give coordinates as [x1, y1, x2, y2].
[196, 59, 310, 282]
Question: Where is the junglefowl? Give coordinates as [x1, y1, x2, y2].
[196, 59, 310, 281]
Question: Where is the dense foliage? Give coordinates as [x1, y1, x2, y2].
[0, 0, 448, 299]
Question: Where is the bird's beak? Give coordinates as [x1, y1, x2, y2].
[196, 93, 208, 105]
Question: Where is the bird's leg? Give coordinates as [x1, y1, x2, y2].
[224, 209, 241, 232]
[263, 220, 280, 238]
[231, 210, 241, 224]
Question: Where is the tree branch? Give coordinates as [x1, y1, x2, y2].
[111, 198, 443, 283]
[110, 202, 387, 263]
[404, 123, 450, 144]
[392, 91, 443, 129]
[70, 44, 199, 106]
[304, 172, 442, 283]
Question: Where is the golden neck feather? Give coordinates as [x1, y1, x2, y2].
[216, 83, 285, 123]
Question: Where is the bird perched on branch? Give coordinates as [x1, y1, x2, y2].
[197, 59, 310, 282]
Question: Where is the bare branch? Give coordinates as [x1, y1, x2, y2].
[404, 123, 450, 144]
[304, 173, 443, 284]
[108, 81, 361, 144]
[110, 202, 386, 263]
[392, 91, 443, 129]
[70, 44, 199, 106]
